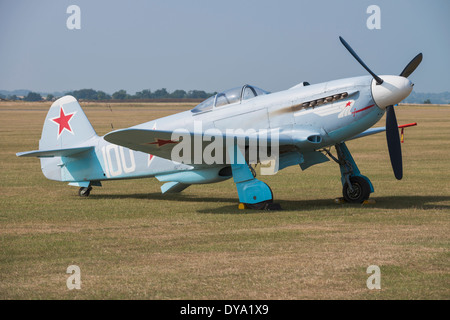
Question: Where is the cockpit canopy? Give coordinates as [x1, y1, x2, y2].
[191, 84, 269, 113]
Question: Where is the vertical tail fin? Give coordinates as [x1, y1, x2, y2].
[40, 95, 97, 150]
[17, 96, 103, 183]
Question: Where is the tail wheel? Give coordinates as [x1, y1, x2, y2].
[343, 176, 370, 203]
[78, 186, 92, 197]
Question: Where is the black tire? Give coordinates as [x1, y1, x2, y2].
[78, 187, 92, 197]
[342, 176, 370, 203]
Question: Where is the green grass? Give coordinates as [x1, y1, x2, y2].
[0, 101, 449, 299]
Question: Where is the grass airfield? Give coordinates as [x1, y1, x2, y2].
[0, 101, 449, 299]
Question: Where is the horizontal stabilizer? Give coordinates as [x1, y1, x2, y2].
[16, 146, 94, 158]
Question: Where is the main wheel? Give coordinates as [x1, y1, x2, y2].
[342, 176, 370, 203]
[78, 187, 92, 197]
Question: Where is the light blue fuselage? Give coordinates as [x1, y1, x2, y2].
[41, 75, 384, 188]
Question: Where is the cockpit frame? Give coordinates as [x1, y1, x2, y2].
[191, 84, 269, 114]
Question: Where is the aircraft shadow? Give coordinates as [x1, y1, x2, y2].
[91, 193, 450, 214]
[196, 195, 450, 214]
[277, 195, 450, 211]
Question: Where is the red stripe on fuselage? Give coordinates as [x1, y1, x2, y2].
[352, 104, 375, 116]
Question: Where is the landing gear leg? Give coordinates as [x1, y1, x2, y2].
[229, 144, 281, 210]
[78, 186, 92, 197]
[325, 142, 374, 203]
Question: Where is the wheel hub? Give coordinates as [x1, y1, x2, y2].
[346, 183, 362, 200]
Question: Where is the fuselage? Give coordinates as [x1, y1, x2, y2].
[41, 74, 412, 186]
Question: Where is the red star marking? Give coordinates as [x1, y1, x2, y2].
[147, 138, 179, 147]
[50, 107, 75, 137]
[345, 101, 352, 107]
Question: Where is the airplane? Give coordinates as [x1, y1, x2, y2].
[17, 37, 422, 210]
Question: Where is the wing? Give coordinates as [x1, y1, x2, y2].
[104, 128, 177, 161]
[347, 122, 417, 141]
[347, 127, 386, 141]
[103, 127, 325, 164]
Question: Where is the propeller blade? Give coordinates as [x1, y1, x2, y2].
[339, 36, 384, 85]
[399, 53, 423, 78]
[386, 105, 403, 180]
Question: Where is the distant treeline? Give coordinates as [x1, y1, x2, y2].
[402, 91, 450, 105]
[1, 88, 449, 104]
[0, 88, 216, 102]
[68, 88, 218, 101]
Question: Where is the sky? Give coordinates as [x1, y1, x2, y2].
[0, 0, 449, 94]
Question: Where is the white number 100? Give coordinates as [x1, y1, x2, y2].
[101, 145, 136, 178]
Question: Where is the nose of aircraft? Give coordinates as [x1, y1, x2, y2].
[371, 75, 414, 109]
